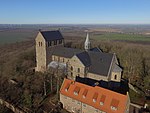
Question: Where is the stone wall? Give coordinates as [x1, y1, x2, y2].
[60, 94, 109, 113]
[87, 73, 109, 82]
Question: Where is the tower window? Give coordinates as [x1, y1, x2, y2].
[71, 72, 73, 77]
[54, 40, 57, 45]
[71, 66, 73, 71]
[39, 42, 40, 46]
[48, 41, 51, 47]
[41, 42, 42, 46]
[114, 75, 117, 80]
[59, 40, 62, 44]
[78, 68, 80, 73]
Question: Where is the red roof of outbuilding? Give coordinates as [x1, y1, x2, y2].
[60, 78, 128, 113]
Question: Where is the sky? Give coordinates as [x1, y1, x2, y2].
[0, 0, 150, 24]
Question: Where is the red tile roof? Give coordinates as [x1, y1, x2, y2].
[60, 78, 128, 113]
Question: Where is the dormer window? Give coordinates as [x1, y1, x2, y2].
[111, 106, 117, 111]
[74, 86, 80, 96]
[93, 99, 96, 103]
[65, 84, 70, 92]
[74, 91, 78, 95]
[65, 89, 68, 92]
[100, 102, 104, 106]
[100, 95, 106, 106]
[92, 92, 98, 103]
[110, 99, 119, 111]
[83, 95, 86, 99]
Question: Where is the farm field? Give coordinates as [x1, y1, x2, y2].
[0, 29, 37, 45]
[92, 33, 150, 42]
[0, 25, 150, 46]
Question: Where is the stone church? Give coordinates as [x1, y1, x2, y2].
[35, 30, 122, 84]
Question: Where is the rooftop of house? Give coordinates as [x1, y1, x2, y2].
[60, 78, 128, 113]
[40, 30, 64, 41]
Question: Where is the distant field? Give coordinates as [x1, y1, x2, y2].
[92, 33, 150, 42]
[0, 30, 37, 45]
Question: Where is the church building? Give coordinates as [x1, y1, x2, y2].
[35, 30, 122, 84]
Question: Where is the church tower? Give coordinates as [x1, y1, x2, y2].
[35, 30, 64, 72]
[84, 32, 91, 51]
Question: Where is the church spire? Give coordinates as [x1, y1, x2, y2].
[84, 32, 91, 51]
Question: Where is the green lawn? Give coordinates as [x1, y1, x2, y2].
[93, 33, 150, 41]
[0, 30, 37, 45]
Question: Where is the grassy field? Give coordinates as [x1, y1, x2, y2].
[0, 30, 37, 45]
[0, 29, 150, 46]
[92, 33, 150, 41]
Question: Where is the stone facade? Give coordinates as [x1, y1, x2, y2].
[60, 94, 108, 113]
[67, 55, 86, 80]
[35, 32, 47, 72]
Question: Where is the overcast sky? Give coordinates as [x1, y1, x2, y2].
[0, 0, 150, 24]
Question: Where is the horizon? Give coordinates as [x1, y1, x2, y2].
[0, 0, 150, 24]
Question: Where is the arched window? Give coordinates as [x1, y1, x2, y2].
[71, 72, 73, 77]
[54, 40, 57, 45]
[114, 75, 117, 80]
[48, 41, 51, 46]
[59, 40, 62, 44]
[78, 68, 80, 73]
[71, 66, 73, 71]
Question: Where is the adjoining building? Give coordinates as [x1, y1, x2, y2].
[60, 78, 130, 113]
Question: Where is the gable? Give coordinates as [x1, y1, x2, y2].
[70, 55, 85, 67]
[35, 32, 46, 43]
